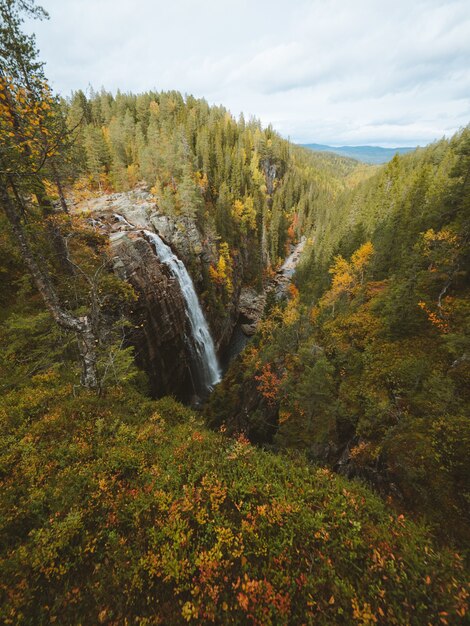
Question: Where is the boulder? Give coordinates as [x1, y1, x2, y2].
[238, 287, 266, 322]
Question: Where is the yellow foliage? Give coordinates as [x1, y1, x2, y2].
[195, 171, 209, 193]
[209, 242, 233, 296]
[232, 196, 257, 233]
[321, 242, 374, 309]
[351, 241, 374, 283]
[418, 301, 449, 333]
[422, 228, 458, 249]
[0, 74, 60, 170]
[182, 600, 198, 621]
[250, 152, 265, 189]
[126, 163, 139, 188]
[351, 598, 378, 625]
[283, 295, 300, 327]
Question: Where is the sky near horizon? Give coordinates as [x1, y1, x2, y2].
[25, 0, 470, 147]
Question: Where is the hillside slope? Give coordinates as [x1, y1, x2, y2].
[209, 128, 470, 544]
[1, 3, 469, 623]
[0, 374, 467, 624]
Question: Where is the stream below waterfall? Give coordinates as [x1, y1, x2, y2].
[222, 237, 307, 370]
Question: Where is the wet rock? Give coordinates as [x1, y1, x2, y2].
[74, 188, 207, 274]
[236, 239, 307, 337]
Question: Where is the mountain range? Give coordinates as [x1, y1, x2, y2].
[301, 142, 416, 164]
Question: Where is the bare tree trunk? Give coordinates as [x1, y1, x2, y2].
[76, 315, 99, 389]
[0, 183, 99, 389]
[51, 162, 69, 214]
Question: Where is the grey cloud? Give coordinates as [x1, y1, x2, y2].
[24, 0, 470, 145]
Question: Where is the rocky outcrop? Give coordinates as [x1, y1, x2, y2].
[72, 187, 306, 400]
[73, 187, 240, 399]
[76, 187, 207, 280]
[238, 288, 266, 336]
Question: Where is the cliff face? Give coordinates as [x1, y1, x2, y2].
[111, 231, 196, 400]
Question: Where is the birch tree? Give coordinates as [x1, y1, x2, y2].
[0, 0, 100, 388]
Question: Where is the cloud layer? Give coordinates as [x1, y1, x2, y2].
[27, 0, 470, 145]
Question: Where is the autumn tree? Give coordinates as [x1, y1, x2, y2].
[209, 241, 233, 297]
[0, 0, 111, 388]
[320, 241, 374, 310]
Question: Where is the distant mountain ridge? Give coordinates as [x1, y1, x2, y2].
[301, 142, 416, 164]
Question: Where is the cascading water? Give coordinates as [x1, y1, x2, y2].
[144, 230, 221, 395]
[113, 213, 133, 228]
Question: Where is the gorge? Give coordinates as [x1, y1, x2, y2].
[74, 190, 236, 400]
[78, 194, 305, 403]
[2, 89, 469, 626]
[2, 2, 470, 623]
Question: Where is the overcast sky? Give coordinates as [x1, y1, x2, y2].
[25, 0, 470, 146]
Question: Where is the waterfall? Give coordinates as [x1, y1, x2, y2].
[144, 230, 221, 395]
[113, 213, 133, 228]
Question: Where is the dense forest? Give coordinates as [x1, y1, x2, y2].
[209, 131, 470, 545]
[63, 86, 369, 286]
[0, 1, 469, 624]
